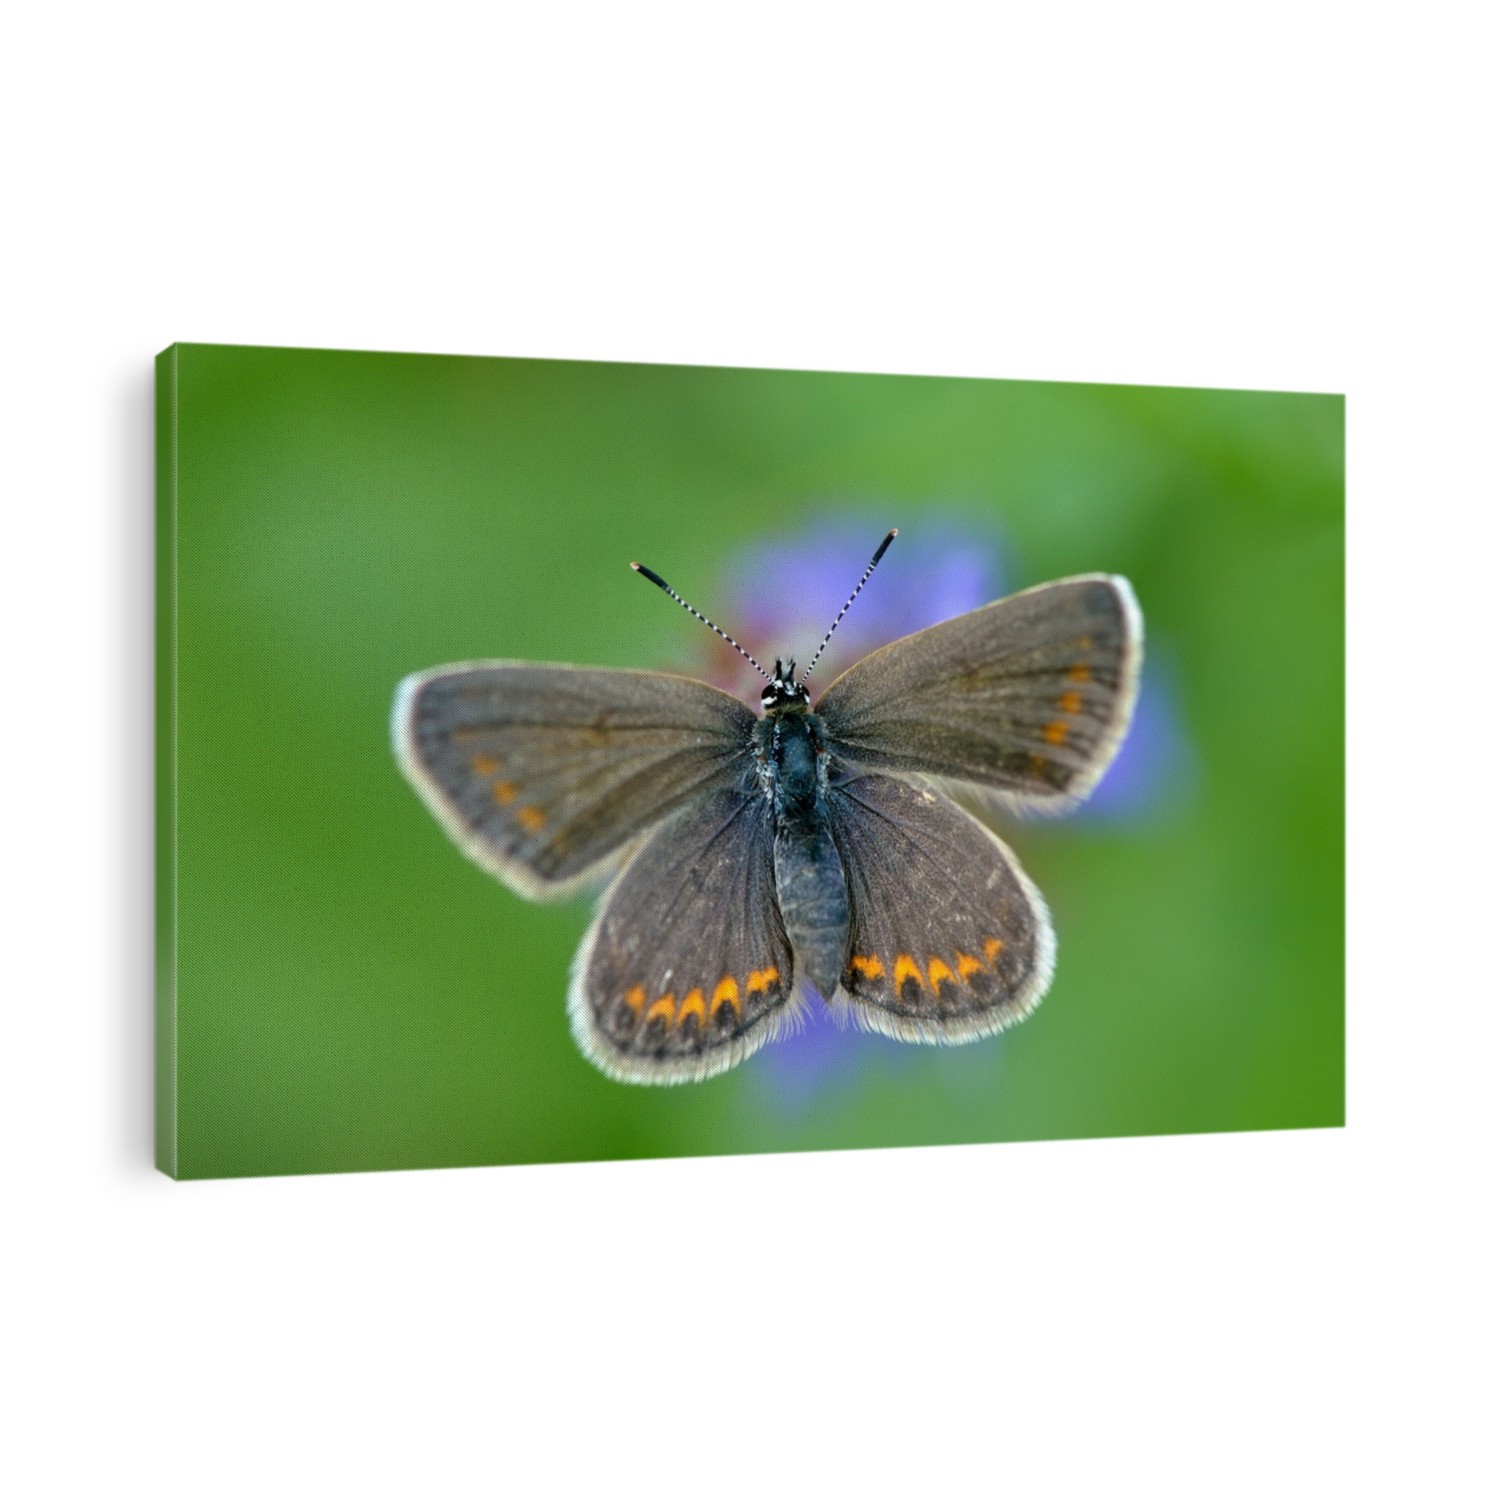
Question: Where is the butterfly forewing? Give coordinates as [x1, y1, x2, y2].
[815, 574, 1142, 809]
[393, 662, 756, 896]
[571, 783, 796, 1083]
[825, 772, 1055, 1041]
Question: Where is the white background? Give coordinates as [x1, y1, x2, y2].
[4, 3, 1496, 1496]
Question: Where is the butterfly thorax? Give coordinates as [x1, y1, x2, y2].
[752, 698, 851, 1000]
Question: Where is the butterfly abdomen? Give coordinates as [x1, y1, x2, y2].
[760, 710, 850, 1000]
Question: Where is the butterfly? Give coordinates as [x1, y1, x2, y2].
[392, 531, 1142, 1084]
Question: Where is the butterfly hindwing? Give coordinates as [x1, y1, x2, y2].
[815, 574, 1142, 809]
[393, 662, 756, 896]
[825, 771, 1056, 1041]
[570, 782, 797, 1083]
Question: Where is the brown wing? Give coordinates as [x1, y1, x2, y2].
[825, 771, 1055, 1042]
[815, 575, 1142, 811]
[569, 784, 797, 1084]
[392, 662, 756, 897]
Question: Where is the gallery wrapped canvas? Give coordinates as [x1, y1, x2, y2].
[155, 344, 1342, 1179]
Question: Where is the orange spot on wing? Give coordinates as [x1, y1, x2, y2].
[470, 754, 502, 777]
[892, 954, 925, 990]
[1042, 720, 1069, 746]
[679, 989, 706, 1024]
[1058, 690, 1083, 715]
[1029, 752, 1049, 772]
[517, 805, 546, 832]
[646, 994, 676, 1024]
[624, 986, 645, 1014]
[492, 780, 518, 805]
[747, 966, 780, 995]
[956, 952, 983, 980]
[1075, 635, 1094, 650]
[983, 937, 1005, 962]
[850, 954, 885, 980]
[1067, 663, 1092, 684]
[712, 976, 741, 1015]
[927, 957, 956, 988]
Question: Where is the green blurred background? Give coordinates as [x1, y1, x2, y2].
[157, 343, 1342, 1179]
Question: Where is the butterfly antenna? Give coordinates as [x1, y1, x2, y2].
[801, 529, 898, 681]
[631, 561, 771, 681]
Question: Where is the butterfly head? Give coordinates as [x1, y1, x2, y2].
[760, 659, 811, 712]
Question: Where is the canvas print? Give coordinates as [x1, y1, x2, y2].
[155, 344, 1343, 1179]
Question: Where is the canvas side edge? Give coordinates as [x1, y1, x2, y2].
[154, 346, 180, 1178]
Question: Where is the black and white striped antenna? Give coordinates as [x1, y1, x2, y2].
[801, 528, 898, 681]
[630, 561, 770, 681]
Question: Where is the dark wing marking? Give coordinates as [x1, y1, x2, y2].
[816, 575, 1142, 810]
[825, 772, 1055, 1042]
[393, 662, 756, 897]
[570, 784, 796, 1084]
